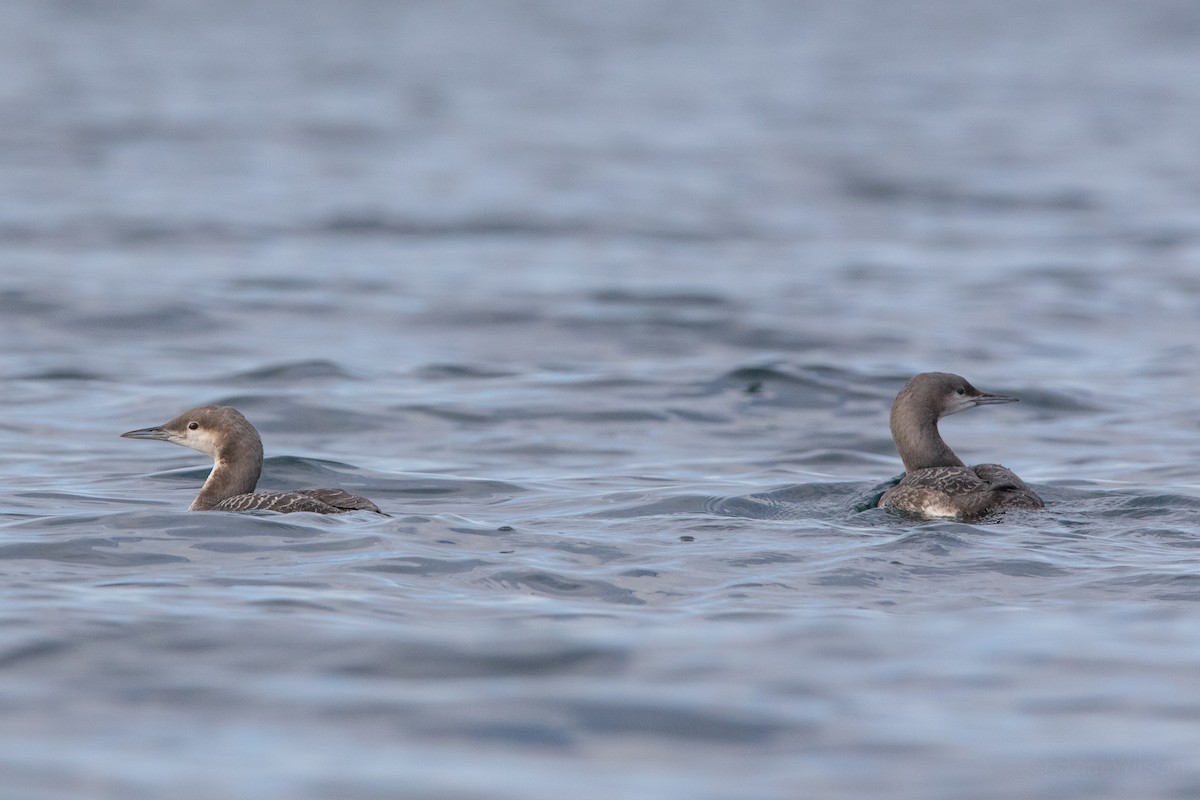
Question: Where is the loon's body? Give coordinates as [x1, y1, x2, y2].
[878, 373, 1043, 519]
[122, 405, 383, 514]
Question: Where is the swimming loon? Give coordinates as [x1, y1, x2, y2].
[122, 405, 384, 514]
[877, 372, 1043, 519]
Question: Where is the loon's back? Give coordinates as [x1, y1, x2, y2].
[211, 488, 384, 514]
[879, 463, 1044, 519]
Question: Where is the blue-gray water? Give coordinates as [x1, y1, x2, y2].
[4, 1, 1200, 798]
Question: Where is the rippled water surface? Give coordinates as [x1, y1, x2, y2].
[5, 2, 1200, 798]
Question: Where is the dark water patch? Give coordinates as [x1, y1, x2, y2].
[97, 580, 186, 589]
[568, 700, 789, 743]
[206, 578, 327, 590]
[402, 403, 496, 424]
[15, 367, 108, 381]
[971, 558, 1070, 578]
[0, 639, 73, 669]
[246, 598, 337, 613]
[720, 582, 796, 594]
[358, 556, 492, 576]
[662, 407, 729, 424]
[317, 213, 568, 238]
[444, 523, 521, 538]
[561, 408, 670, 423]
[293, 120, 390, 144]
[191, 541, 259, 553]
[423, 720, 575, 749]
[26, 214, 271, 247]
[323, 639, 627, 680]
[414, 363, 520, 380]
[226, 360, 360, 382]
[840, 172, 1093, 212]
[726, 551, 805, 568]
[482, 440, 635, 460]
[706, 611, 789, 622]
[544, 373, 668, 391]
[812, 569, 885, 588]
[713, 364, 828, 390]
[0, 223, 45, 244]
[0, 289, 60, 314]
[588, 288, 735, 308]
[487, 570, 645, 605]
[313, 212, 755, 242]
[70, 305, 216, 335]
[419, 305, 548, 327]
[108, 218, 258, 245]
[1009, 263, 1106, 293]
[228, 274, 394, 294]
[228, 275, 325, 292]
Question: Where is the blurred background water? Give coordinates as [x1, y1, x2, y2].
[3, 1, 1200, 798]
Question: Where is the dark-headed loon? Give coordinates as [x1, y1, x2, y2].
[878, 372, 1043, 519]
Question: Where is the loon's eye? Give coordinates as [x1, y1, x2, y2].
[187, 421, 199, 430]
[956, 388, 965, 395]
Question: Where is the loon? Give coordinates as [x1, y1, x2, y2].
[878, 372, 1044, 519]
[122, 405, 384, 514]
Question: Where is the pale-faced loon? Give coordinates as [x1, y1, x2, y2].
[877, 372, 1044, 519]
[122, 405, 384, 514]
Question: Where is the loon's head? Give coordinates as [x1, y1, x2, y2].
[121, 405, 262, 461]
[893, 372, 1019, 422]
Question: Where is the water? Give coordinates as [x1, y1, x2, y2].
[4, 1, 1200, 797]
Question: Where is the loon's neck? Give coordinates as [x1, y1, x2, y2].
[891, 409, 965, 472]
[189, 444, 263, 511]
